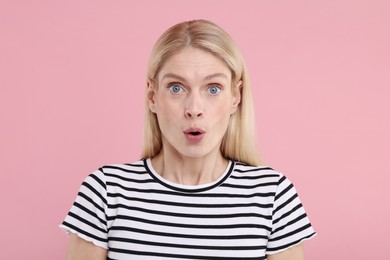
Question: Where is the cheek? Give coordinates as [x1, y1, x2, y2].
[156, 98, 179, 122]
[210, 100, 233, 118]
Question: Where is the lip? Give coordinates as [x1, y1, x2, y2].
[183, 127, 206, 143]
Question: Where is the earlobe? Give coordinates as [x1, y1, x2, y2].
[147, 81, 157, 113]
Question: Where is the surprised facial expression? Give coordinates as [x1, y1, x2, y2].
[148, 47, 241, 159]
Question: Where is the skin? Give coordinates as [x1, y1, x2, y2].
[267, 243, 305, 260]
[65, 46, 305, 259]
[147, 47, 241, 185]
[66, 234, 107, 260]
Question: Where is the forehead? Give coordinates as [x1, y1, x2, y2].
[158, 47, 231, 81]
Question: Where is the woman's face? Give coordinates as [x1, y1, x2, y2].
[148, 47, 241, 159]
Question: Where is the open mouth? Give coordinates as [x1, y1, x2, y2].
[184, 128, 205, 142]
[184, 128, 205, 135]
[188, 131, 202, 136]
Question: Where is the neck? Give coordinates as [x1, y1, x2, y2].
[151, 149, 228, 186]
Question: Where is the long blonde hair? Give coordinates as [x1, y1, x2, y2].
[142, 19, 260, 166]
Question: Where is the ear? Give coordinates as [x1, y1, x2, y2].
[147, 81, 157, 113]
[231, 80, 242, 114]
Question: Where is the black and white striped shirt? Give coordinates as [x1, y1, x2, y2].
[60, 159, 316, 259]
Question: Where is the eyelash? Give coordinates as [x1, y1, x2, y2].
[207, 85, 222, 95]
[166, 83, 222, 95]
[167, 83, 184, 94]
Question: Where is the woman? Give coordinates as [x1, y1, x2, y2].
[61, 19, 316, 260]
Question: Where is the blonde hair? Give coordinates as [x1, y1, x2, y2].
[142, 19, 261, 166]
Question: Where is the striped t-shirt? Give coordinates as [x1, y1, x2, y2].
[60, 159, 316, 259]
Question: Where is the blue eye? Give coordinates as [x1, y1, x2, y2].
[169, 84, 183, 94]
[208, 85, 221, 95]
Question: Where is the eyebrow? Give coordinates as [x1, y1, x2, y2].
[161, 72, 228, 82]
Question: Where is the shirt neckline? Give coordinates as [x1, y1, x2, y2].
[143, 158, 234, 193]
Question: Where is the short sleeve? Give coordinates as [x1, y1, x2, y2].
[267, 174, 316, 254]
[59, 169, 108, 249]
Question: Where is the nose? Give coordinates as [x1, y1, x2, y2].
[185, 92, 204, 118]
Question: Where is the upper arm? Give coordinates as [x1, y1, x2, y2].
[66, 233, 107, 260]
[267, 243, 304, 260]
[267, 175, 316, 255]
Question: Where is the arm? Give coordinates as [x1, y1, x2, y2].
[267, 243, 304, 260]
[66, 233, 107, 260]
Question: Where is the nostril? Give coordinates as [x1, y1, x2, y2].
[185, 111, 203, 118]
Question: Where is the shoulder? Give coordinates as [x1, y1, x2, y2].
[88, 159, 154, 190]
[96, 159, 147, 176]
[232, 161, 283, 180]
[83, 160, 147, 186]
[231, 161, 297, 193]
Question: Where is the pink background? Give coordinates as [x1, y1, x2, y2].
[1, 0, 389, 259]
